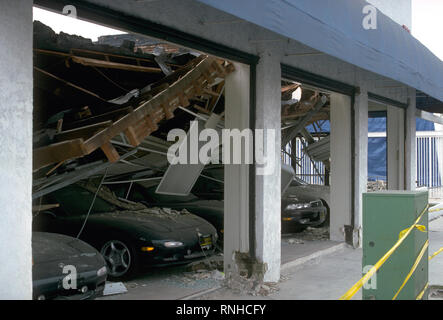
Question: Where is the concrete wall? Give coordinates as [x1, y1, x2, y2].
[0, 0, 33, 299]
[367, 0, 412, 29]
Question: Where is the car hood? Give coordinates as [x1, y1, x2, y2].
[285, 185, 330, 202]
[33, 232, 101, 264]
[32, 232, 106, 285]
[90, 207, 214, 233]
[164, 199, 224, 210]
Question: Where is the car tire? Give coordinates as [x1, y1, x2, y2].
[312, 200, 330, 228]
[100, 237, 138, 280]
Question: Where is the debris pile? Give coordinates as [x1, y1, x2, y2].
[367, 180, 387, 192]
[32, 21, 234, 199]
[162, 269, 225, 290]
[225, 273, 279, 296]
[283, 226, 329, 242]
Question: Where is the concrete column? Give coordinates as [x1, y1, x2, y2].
[0, 0, 33, 299]
[330, 93, 352, 242]
[224, 63, 250, 277]
[405, 88, 417, 190]
[387, 106, 405, 190]
[255, 50, 281, 283]
[353, 89, 368, 247]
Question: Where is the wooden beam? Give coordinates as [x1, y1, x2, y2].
[63, 107, 133, 130]
[100, 142, 120, 163]
[33, 138, 87, 170]
[83, 56, 228, 154]
[281, 83, 300, 93]
[34, 66, 106, 101]
[54, 120, 112, 142]
[282, 95, 327, 146]
[32, 204, 60, 212]
[71, 56, 163, 73]
[124, 126, 140, 147]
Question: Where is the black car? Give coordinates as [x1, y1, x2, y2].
[33, 181, 218, 279]
[110, 182, 224, 243]
[281, 196, 327, 233]
[32, 232, 107, 300]
[192, 165, 328, 232]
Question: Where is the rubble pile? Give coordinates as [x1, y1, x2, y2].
[283, 226, 329, 242]
[367, 180, 387, 192]
[225, 273, 279, 296]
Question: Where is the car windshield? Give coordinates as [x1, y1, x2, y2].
[50, 182, 146, 216]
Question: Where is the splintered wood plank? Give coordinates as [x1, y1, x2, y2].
[33, 139, 87, 170]
[83, 57, 218, 153]
[100, 142, 120, 163]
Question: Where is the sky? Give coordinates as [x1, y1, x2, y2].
[33, 2, 443, 60]
[411, 0, 443, 61]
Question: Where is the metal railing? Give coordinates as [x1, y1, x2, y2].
[283, 132, 443, 188]
[282, 138, 326, 185]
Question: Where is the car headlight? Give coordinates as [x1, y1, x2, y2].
[97, 266, 107, 277]
[286, 203, 311, 210]
[163, 241, 184, 248]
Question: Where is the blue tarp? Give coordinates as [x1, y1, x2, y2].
[197, 0, 443, 102]
[306, 118, 434, 180]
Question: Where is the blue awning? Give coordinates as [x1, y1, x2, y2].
[197, 0, 443, 103]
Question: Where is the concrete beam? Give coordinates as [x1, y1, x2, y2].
[416, 109, 443, 125]
[0, 0, 33, 299]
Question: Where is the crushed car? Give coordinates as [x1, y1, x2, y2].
[110, 182, 224, 244]
[192, 164, 329, 232]
[33, 181, 217, 279]
[285, 176, 330, 227]
[32, 231, 107, 300]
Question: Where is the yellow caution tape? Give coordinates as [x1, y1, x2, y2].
[416, 283, 429, 300]
[429, 207, 443, 213]
[339, 205, 429, 300]
[429, 247, 443, 261]
[399, 225, 426, 239]
[393, 240, 429, 300]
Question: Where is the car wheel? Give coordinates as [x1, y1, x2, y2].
[315, 201, 330, 228]
[100, 239, 137, 279]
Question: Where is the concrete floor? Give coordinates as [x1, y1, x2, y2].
[99, 218, 443, 300]
[100, 227, 338, 300]
[198, 216, 443, 300]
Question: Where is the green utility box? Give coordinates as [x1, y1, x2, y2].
[362, 190, 429, 300]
